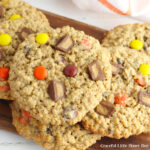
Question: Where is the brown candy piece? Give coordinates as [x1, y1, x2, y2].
[88, 60, 105, 81]
[110, 61, 122, 75]
[55, 34, 73, 52]
[18, 28, 32, 41]
[63, 107, 77, 120]
[95, 100, 115, 117]
[138, 91, 150, 107]
[48, 80, 65, 101]
[0, 6, 4, 18]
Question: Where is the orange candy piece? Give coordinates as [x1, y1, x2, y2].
[34, 66, 48, 80]
[0, 67, 9, 80]
[114, 92, 127, 106]
[23, 110, 31, 119]
[81, 38, 90, 47]
[135, 77, 146, 87]
[19, 116, 28, 125]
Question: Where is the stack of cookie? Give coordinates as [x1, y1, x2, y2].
[0, 0, 150, 149]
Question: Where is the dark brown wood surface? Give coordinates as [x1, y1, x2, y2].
[0, 9, 150, 150]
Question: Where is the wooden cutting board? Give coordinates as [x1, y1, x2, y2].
[0, 10, 150, 150]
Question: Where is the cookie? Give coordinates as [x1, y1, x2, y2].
[82, 46, 150, 139]
[0, 0, 21, 9]
[10, 102, 101, 150]
[9, 26, 112, 125]
[102, 23, 150, 56]
[0, 0, 49, 25]
[0, 7, 52, 100]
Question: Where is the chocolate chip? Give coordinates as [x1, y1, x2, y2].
[63, 107, 77, 120]
[23, 46, 31, 58]
[95, 100, 115, 117]
[143, 45, 148, 51]
[138, 91, 150, 107]
[47, 80, 65, 101]
[0, 6, 4, 18]
[102, 91, 109, 99]
[117, 58, 123, 65]
[110, 61, 122, 75]
[46, 128, 52, 135]
[18, 28, 32, 41]
[88, 60, 105, 81]
[55, 34, 74, 52]
[143, 36, 148, 42]
[0, 49, 5, 61]
[60, 55, 67, 64]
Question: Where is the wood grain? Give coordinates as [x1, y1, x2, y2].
[0, 9, 150, 150]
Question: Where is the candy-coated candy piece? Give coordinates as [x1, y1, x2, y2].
[2, 0, 8, 6]
[139, 64, 150, 75]
[19, 116, 28, 125]
[0, 85, 10, 92]
[10, 14, 21, 20]
[35, 33, 49, 44]
[0, 33, 11, 46]
[0, 67, 9, 80]
[64, 64, 78, 77]
[34, 66, 48, 80]
[129, 40, 143, 50]
[81, 38, 90, 47]
[23, 110, 31, 119]
[114, 92, 127, 106]
[135, 77, 146, 87]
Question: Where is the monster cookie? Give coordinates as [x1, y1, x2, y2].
[82, 46, 150, 139]
[9, 26, 112, 125]
[0, 13, 51, 100]
[10, 102, 101, 150]
[0, 0, 49, 25]
[102, 23, 150, 56]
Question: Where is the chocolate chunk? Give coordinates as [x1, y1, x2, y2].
[0, 49, 5, 61]
[95, 100, 115, 117]
[18, 28, 32, 41]
[138, 91, 150, 107]
[88, 60, 105, 81]
[48, 80, 65, 101]
[110, 61, 122, 75]
[63, 107, 77, 120]
[55, 34, 73, 52]
[0, 6, 4, 18]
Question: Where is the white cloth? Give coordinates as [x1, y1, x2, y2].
[72, 0, 150, 22]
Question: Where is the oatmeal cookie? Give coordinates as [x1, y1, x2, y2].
[0, 0, 49, 25]
[0, 10, 51, 100]
[102, 23, 150, 56]
[10, 102, 101, 150]
[9, 26, 112, 125]
[82, 46, 150, 139]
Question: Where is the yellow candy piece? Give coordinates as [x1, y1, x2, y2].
[2, 0, 8, 6]
[139, 64, 150, 75]
[35, 33, 49, 44]
[0, 33, 11, 46]
[129, 40, 143, 50]
[10, 14, 21, 20]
